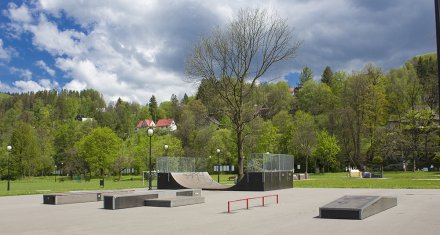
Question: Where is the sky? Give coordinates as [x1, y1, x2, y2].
[0, 0, 436, 104]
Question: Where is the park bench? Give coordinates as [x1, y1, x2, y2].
[228, 176, 236, 181]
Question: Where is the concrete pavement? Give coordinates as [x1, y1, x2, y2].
[0, 188, 439, 234]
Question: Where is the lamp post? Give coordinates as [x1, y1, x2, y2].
[147, 128, 154, 190]
[54, 165, 57, 182]
[164, 144, 169, 157]
[7, 145, 12, 191]
[216, 149, 221, 183]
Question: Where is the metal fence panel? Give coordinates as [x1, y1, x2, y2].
[247, 153, 294, 172]
[156, 157, 208, 173]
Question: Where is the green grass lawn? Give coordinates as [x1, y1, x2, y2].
[0, 175, 150, 196]
[294, 171, 440, 189]
[217, 171, 440, 189]
[1, 171, 439, 196]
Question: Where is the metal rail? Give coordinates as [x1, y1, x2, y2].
[227, 194, 278, 213]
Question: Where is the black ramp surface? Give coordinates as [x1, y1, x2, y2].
[319, 195, 397, 220]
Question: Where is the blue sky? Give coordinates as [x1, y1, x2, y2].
[0, 0, 436, 103]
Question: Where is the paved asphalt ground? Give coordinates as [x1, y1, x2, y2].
[0, 188, 439, 235]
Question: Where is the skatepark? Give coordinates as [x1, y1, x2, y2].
[1, 155, 439, 234]
[0, 188, 439, 234]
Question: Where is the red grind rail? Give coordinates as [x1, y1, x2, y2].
[227, 194, 278, 213]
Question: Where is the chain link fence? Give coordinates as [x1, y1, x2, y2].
[156, 157, 209, 173]
[157, 153, 294, 173]
[247, 153, 294, 172]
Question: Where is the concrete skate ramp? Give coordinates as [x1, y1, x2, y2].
[163, 172, 230, 190]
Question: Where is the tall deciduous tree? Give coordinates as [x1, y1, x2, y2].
[76, 127, 121, 177]
[342, 64, 387, 167]
[186, 9, 300, 178]
[290, 111, 316, 178]
[313, 130, 340, 173]
[10, 121, 41, 177]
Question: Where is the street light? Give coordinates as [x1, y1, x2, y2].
[147, 128, 154, 190]
[7, 145, 12, 191]
[164, 144, 169, 157]
[54, 165, 57, 182]
[216, 149, 221, 183]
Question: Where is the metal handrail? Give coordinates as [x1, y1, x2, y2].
[227, 194, 278, 213]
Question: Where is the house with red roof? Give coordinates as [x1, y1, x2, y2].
[156, 118, 177, 131]
[289, 87, 295, 95]
[136, 119, 156, 129]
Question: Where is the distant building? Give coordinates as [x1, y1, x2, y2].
[75, 115, 94, 122]
[156, 118, 177, 131]
[136, 119, 156, 129]
[289, 87, 295, 95]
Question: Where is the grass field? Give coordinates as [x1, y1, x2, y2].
[1, 171, 439, 196]
[0, 176, 149, 196]
[294, 171, 440, 189]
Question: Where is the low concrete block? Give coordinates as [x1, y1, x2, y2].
[43, 190, 135, 205]
[175, 189, 202, 197]
[145, 196, 205, 207]
[319, 195, 397, 220]
[104, 193, 159, 210]
[296, 174, 306, 180]
[43, 193, 100, 205]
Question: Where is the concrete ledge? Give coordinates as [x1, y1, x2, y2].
[43, 190, 135, 205]
[145, 196, 205, 207]
[319, 195, 397, 220]
[43, 193, 99, 205]
[175, 189, 201, 197]
[104, 192, 159, 210]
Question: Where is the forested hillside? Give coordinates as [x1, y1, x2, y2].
[0, 54, 438, 178]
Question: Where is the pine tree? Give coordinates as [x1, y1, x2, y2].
[321, 66, 334, 86]
[149, 95, 158, 122]
[182, 93, 189, 105]
[299, 67, 313, 87]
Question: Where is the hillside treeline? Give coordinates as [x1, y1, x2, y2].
[0, 54, 439, 178]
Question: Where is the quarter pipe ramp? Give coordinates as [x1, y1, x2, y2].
[157, 171, 293, 191]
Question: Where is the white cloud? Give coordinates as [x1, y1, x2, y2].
[10, 67, 32, 80]
[36, 60, 55, 77]
[38, 78, 59, 89]
[4, 0, 435, 103]
[13, 80, 43, 92]
[0, 39, 14, 61]
[26, 15, 85, 56]
[0, 81, 19, 93]
[2, 78, 59, 93]
[7, 3, 33, 23]
[63, 79, 87, 91]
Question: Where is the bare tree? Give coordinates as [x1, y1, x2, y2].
[186, 9, 300, 178]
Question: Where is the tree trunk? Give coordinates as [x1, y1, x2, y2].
[305, 154, 309, 179]
[237, 130, 245, 179]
